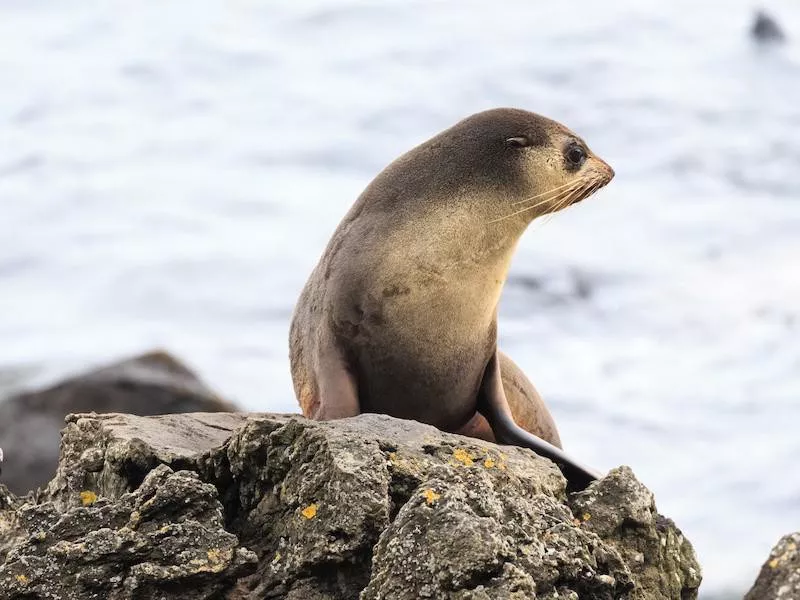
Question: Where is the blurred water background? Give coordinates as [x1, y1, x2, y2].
[1, 1, 799, 596]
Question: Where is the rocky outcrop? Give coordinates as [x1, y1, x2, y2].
[0, 411, 701, 599]
[745, 533, 800, 600]
[0, 351, 237, 495]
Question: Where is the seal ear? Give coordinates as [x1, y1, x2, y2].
[505, 136, 530, 148]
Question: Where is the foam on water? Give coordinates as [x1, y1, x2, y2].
[1, 1, 799, 595]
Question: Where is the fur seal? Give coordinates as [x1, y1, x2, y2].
[290, 108, 614, 489]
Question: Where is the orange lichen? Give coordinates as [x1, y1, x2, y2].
[207, 549, 224, 564]
[482, 451, 507, 470]
[422, 489, 441, 505]
[15, 574, 29, 585]
[496, 452, 508, 470]
[452, 448, 474, 466]
[767, 540, 796, 569]
[301, 503, 318, 520]
[79, 491, 98, 506]
[582, 513, 591, 521]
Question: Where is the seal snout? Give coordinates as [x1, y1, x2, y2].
[594, 157, 615, 183]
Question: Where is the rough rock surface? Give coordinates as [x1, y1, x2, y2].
[0, 412, 702, 599]
[745, 533, 800, 600]
[0, 350, 237, 495]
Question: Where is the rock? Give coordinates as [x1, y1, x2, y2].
[745, 532, 800, 599]
[0, 482, 23, 564]
[0, 411, 701, 599]
[569, 467, 700, 599]
[751, 10, 786, 44]
[0, 467, 257, 599]
[0, 350, 238, 495]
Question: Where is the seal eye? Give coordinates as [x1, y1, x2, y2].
[565, 144, 586, 169]
[505, 136, 530, 148]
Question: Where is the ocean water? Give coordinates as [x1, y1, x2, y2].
[1, 1, 799, 596]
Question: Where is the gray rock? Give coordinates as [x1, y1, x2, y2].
[745, 532, 800, 600]
[0, 411, 702, 599]
[0, 350, 237, 495]
[0, 482, 23, 565]
[569, 467, 700, 599]
[751, 10, 786, 44]
[0, 466, 257, 599]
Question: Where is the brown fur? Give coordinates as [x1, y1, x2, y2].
[289, 108, 612, 472]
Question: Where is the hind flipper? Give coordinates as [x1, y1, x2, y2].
[477, 352, 602, 491]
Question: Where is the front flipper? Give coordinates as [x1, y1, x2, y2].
[313, 337, 361, 420]
[477, 352, 603, 491]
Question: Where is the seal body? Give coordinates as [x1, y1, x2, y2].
[290, 108, 613, 488]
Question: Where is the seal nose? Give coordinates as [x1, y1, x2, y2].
[594, 157, 614, 183]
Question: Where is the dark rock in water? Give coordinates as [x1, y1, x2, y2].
[0, 411, 702, 599]
[0, 351, 237, 495]
[751, 10, 786, 44]
[745, 532, 800, 599]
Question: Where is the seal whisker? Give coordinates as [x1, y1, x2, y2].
[531, 175, 600, 230]
[508, 181, 583, 213]
[488, 187, 576, 225]
[583, 179, 604, 200]
[521, 181, 578, 210]
[527, 180, 585, 223]
[531, 183, 585, 230]
[488, 181, 582, 225]
[510, 180, 580, 206]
